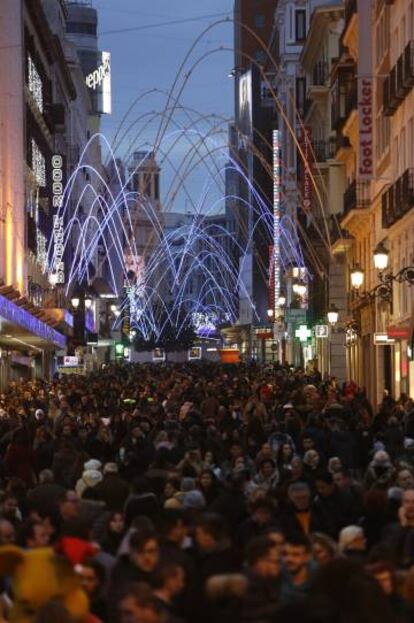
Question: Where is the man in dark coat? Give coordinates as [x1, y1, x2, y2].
[88, 463, 130, 511]
[241, 536, 281, 623]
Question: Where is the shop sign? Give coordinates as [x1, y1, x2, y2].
[285, 309, 307, 324]
[301, 126, 313, 212]
[358, 0, 373, 179]
[295, 325, 312, 342]
[387, 326, 410, 339]
[63, 356, 79, 367]
[374, 333, 395, 345]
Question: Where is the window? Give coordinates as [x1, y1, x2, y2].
[409, 118, 414, 168]
[254, 14, 265, 28]
[296, 77, 306, 116]
[66, 22, 97, 36]
[375, 8, 390, 67]
[295, 9, 306, 42]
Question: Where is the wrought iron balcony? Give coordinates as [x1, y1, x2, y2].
[383, 41, 414, 116]
[313, 139, 337, 162]
[343, 180, 370, 216]
[382, 168, 414, 228]
[312, 61, 330, 87]
[331, 71, 357, 130]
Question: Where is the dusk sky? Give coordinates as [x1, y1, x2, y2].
[94, 1, 235, 212]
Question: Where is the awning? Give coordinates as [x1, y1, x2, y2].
[0, 292, 66, 351]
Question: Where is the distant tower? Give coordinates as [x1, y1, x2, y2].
[129, 151, 161, 209]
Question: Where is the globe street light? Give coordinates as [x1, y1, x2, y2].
[292, 280, 307, 297]
[350, 264, 364, 290]
[373, 242, 389, 271]
[267, 308, 274, 319]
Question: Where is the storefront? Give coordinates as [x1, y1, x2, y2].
[0, 289, 66, 388]
[387, 324, 412, 399]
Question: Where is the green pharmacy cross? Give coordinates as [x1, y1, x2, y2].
[295, 324, 311, 342]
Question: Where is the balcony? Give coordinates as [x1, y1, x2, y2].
[382, 168, 414, 228]
[312, 61, 329, 87]
[331, 69, 357, 130]
[343, 180, 370, 216]
[383, 41, 414, 115]
[313, 139, 337, 162]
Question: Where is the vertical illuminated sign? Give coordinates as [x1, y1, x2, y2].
[273, 129, 281, 315]
[358, 1, 373, 179]
[51, 155, 65, 283]
[85, 51, 112, 115]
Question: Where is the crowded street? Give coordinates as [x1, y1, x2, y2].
[0, 362, 411, 621]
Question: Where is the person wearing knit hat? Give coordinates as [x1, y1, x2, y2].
[76, 469, 103, 498]
[84, 459, 102, 472]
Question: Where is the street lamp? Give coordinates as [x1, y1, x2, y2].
[373, 242, 389, 271]
[71, 297, 80, 309]
[277, 295, 286, 307]
[292, 280, 307, 297]
[267, 308, 274, 319]
[350, 264, 365, 290]
[327, 303, 339, 326]
[49, 273, 58, 287]
[84, 296, 93, 310]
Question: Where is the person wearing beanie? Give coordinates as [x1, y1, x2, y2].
[76, 470, 103, 498]
[364, 451, 396, 491]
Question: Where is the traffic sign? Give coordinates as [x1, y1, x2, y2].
[314, 325, 329, 338]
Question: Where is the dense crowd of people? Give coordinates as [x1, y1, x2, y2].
[0, 362, 414, 622]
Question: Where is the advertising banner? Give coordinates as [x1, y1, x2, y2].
[358, 1, 373, 179]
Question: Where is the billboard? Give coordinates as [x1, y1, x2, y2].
[84, 51, 112, 115]
[300, 126, 313, 212]
[358, 2, 373, 179]
[238, 70, 253, 138]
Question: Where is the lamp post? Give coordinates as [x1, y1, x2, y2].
[327, 303, 339, 327]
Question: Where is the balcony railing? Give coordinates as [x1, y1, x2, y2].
[382, 168, 414, 228]
[313, 139, 337, 162]
[383, 40, 414, 115]
[344, 79, 357, 119]
[343, 180, 370, 216]
[312, 61, 329, 86]
[331, 74, 357, 130]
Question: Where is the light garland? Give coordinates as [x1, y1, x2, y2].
[31, 139, 46, 187]
[273, 129, 281, 315]
[28, 55, 44, 113]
